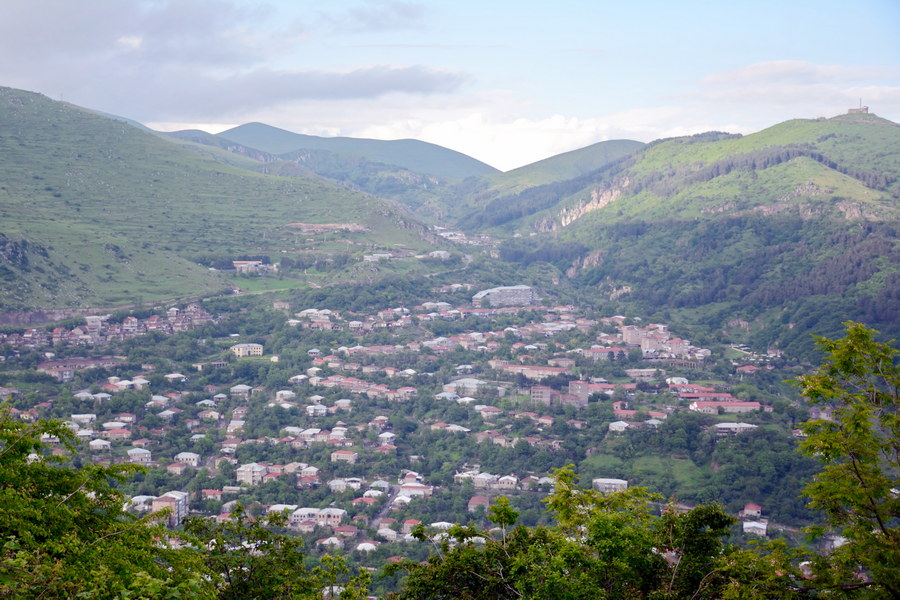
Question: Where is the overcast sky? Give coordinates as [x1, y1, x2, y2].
[2, 0, 899, 170]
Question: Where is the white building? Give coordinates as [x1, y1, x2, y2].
[88, 439, 111, 451]
[236, 462, 267, 486]
[472, 285, 540, 307]
[174, 451, 201, 467]
[592, 478, 628, 494]
[152, 491, 189, 528]
[127, 448, 152, 464]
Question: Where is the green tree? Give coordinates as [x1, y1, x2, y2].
[183, 505, 369, 599]
[793, 322, 900, 597]
[0, 410, 211, 598]
[390, 467, 735, 599]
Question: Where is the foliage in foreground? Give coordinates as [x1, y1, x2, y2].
[391, 479, 736, 600]
[0, 412, 367, 599]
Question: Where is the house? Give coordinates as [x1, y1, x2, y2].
[316, 536, 343, 550]
[334, 525, 359, 538]
[202, 489, 223, 501]
[497, 475, 518, 490]
[317, 507, 347, 527]
[592, 478, 628, 494]
[608, 421, 631, 433]
[167, 462, 189, 475]
[714, 422, 758, 436]
[230, 343, 264, 358]
[88, 439, 111, 451]
[331, 450, 358, 464]
[236, 462, 267, 486]
[377, 432, 397, 444]
[174, 451, 201, 467]
[689, 401, 761, 414]
[229, 384, 253, 398]
[152, 491, 189, 528]
[306, 404, 328, 417]
[740, 503, 762, 519]
[743, 520, 768, 537]
[328, 479, 349, 493]
[402, 519, 421, 534]
[70, 413, 96, 426]
[127, 448, 152, 464]
[398, 483, 433, 498]
[468, 495, 490, 512]
[473, 473, 498, 489]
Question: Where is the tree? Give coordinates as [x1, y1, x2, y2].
[183, 505, 370, 600]
[793, 322, 900, 597]
[391, 467, 735, 599]
[0, 410, 211, 598]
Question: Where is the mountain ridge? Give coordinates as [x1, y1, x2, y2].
[215, 121, 500, 181]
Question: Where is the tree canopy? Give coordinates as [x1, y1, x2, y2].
[0, 411, 210, 598]
[794, 321, 899, 597]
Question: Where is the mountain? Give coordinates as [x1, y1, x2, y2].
[216, 122, 499, 181]
[482, 114, 900, 355]
[164, 123, 499, 221]
[0, 87, 440, 317]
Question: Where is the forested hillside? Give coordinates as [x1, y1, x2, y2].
[476, 115, 900, 356]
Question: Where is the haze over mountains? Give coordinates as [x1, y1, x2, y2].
[2, 85, 898, 353]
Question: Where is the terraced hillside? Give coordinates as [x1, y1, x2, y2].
[0, 88, 438, 316]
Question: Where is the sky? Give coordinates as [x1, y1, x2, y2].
[1, 0, 899, 171]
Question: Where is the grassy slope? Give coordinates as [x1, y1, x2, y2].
[483, 139, 645, 191]
[630, 114, 900, 188]
[0, 88, 433, 312]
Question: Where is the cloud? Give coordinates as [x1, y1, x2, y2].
[703, 60, 900, 86]
[74, 64, 466, 121]
[0, 0, 268, 69]
[322, 1, 426, 32]
[0, 0, 464, 121]
[692, 60, 900, 122]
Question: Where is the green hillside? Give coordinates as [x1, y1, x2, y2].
[218, 122, 500, 181]
[452, 139, 645, 228]
[486, 114, 900, 353]
[0, 87, 437, 315]
[483, 138, 644, 191]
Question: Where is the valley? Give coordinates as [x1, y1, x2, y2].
[1, 86, 898, 598]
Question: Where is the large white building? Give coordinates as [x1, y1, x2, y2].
[472, 285, 540, 307]
[230, 343, 264, 358]
[592, 478, 628, 494]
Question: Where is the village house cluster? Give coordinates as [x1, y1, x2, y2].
[1, 303, 214, 352]
[6, 284, 790, 559]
